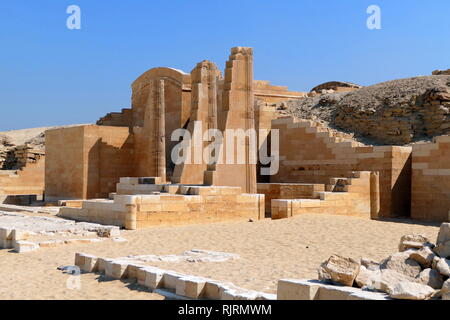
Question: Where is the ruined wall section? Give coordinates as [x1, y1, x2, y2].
[271, 117, 412, 218]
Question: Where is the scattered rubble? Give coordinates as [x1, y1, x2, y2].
[314, 222, 450, 300]
[0, 211, 121, 253]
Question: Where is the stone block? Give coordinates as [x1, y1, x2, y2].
[82, 255, 99, 273]
[144, 268, 164, 290]
[12, 229, 29, 241]
[176, 276, 207, 299]
[277, 279, 321, 300]
[318, 284, 361, 300]
[105, 260, 128, 280]
[203, 281, 229, 300]
[14, 241, 39, 253]
[0, 228, 13, 240]
[162, 271, 183, 290]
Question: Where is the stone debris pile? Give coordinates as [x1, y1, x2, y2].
[0, 132, 45, 170]
[318, 222, 450, 300]
[0, 211, 121, 253]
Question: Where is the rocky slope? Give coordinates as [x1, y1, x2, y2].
[284, 75, 450, 145]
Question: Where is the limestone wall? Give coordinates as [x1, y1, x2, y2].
[412, 136, 450, 222]
[271, 117, 412, 218]
[0, 155, 45, 198]
[45, 125, 134, 201]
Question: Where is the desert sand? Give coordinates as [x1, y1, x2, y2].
[0, 214, 440, 300]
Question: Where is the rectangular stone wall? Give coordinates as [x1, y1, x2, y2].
[271, 117, 412, 218]
[45, 125, 134, 201]
[412, 136, 450, 222]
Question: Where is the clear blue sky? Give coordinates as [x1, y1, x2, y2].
[1, 0, 449, 131]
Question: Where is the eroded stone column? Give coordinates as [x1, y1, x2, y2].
[142, 79, 167, 182]
[172, 61, 221, 184]
[205, 47, 257, 193]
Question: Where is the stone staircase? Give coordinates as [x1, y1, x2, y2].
[271, 171, 372, 219]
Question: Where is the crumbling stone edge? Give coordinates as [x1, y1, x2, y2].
[74, 252, 276, 300]
[0, 226, 120, 253]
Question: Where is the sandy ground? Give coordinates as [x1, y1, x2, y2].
[0, 214, 440, 300]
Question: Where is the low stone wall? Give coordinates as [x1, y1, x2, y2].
[60, 183, 265, 229]
[75, 253, 276, 300]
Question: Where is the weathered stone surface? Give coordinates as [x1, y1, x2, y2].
[398, 234, 430, 252]
[277, 279, 321, 300]
[435, 258, 450, 276]
[380, 251, 422, 278]
[14, 241, 39, 253]
[364, 269, 415, 293]
[442, 280, 450, 300]
[432, 256, 440, 269]
[416, 268, 444, 289]
[437, 223, 450, 245]
[433, 240, 450, 259]
[410, 246, 436, 268]
[318, 255, 360, 287]
[360, 257, 380, 271]
[388, 281, 435, 300]
[355, 265, 373, 288]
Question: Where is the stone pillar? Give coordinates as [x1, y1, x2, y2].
[172, 61, 221, 184]
[205, 47, 257, 193]
[142, 79, 167, 182]
[155, 79, 166, 182]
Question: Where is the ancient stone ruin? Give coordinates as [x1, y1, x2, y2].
[0, 47, 450, 228]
